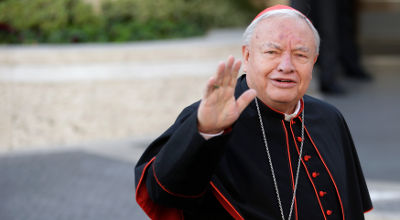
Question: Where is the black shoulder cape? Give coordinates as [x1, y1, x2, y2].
[135, 75, 372, 220]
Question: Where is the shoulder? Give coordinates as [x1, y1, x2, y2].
[303, 95, 344, 121]
[303, 96, 353, 146]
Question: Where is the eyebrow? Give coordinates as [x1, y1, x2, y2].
[261, 43, 310, 53]
[293, 46, 310, 53]
[262, 42, 281, 50]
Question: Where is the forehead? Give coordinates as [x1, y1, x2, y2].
[252, 15, 315, 48]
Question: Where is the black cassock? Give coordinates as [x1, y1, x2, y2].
[135, 75, 373, 220]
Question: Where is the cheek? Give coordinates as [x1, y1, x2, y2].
[252, 58, 276, 75]
[247, 55, 279, 84]
[300, 71, 313, 89]
[298, 64, 313, 80]
[303, 70, 313, 81]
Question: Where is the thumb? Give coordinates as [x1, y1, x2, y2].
[236, 89, 257, 114]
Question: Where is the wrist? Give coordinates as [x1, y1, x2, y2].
[197, 124, 224, 134]
[199, 130, 224, 140]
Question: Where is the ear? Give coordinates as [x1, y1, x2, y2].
[313, 54, 319, 64]
[242, 45, 250, 72]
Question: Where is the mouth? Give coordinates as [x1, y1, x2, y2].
[276, 79, 295, 83]
[271, 78, 297, 88]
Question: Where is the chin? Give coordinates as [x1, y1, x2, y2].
[268, 89, 299, 104]
[271, 97, 297, 105]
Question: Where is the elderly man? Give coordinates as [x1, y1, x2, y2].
[135, 5, 372, 220]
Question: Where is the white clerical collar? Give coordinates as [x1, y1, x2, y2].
[284, 100, 301, 122]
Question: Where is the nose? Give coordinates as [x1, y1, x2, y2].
[277, 53, 295, 73]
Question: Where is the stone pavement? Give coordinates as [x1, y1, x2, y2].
[0, 146, 148, 220]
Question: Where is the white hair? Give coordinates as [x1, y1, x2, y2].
[242, 9, 320, 54]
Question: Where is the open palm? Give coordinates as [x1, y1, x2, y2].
[197, 56, 257, 134]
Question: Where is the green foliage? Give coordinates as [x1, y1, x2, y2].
[0, 0, 103, 43]
[0, 0, 259, 44]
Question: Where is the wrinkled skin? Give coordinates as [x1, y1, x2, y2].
[197, 15, 318, 133]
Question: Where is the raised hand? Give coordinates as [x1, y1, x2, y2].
[197, 56, 257, 134]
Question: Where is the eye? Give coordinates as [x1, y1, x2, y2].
[296, 53, 307, 58]
[294, 53, 310, 64]
[265, 50, 277, 55]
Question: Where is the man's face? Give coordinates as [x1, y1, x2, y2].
[242, 15, 318, 113]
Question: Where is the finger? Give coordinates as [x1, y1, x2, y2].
[204, 76, 218, 98]
[215, 61, 225, 87]
[222, 56, 234, 86]
[236, 89, 257, 114]
[229, 59, 242, 87]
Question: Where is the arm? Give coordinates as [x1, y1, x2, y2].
[146, 108, 231, 206]
[135, 56, 256, 215]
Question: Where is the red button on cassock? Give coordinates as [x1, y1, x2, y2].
[326, 210, 332, 215]
[304, 155, 311, 161]
[319, 191, 327, 197]
[296, 137, 302, 142]
[312, 172, 320, 178]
